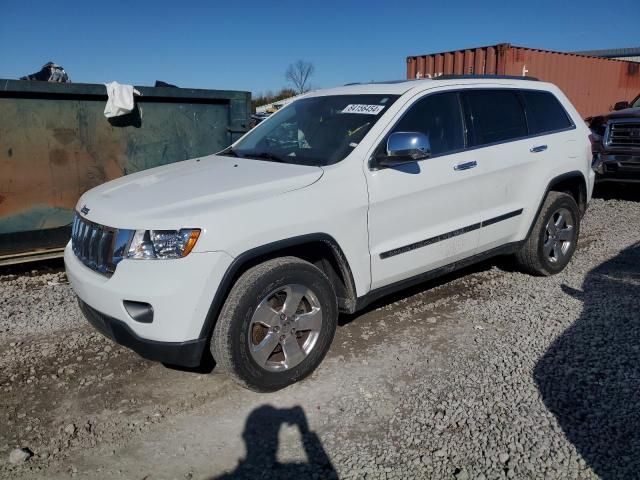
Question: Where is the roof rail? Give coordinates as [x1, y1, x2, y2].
[343, 75, 539, 87]
[343, 79, 425, 86]
[432, 74, 539, 81]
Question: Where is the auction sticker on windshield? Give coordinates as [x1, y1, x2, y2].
[341, 104, 385, 115]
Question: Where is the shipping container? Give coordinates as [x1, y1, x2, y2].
[0, 79, 250, 265]
[406, 43, 640, 118]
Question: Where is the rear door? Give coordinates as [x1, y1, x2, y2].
[460, 89, 531, 252]
[462, 88, 576, 252]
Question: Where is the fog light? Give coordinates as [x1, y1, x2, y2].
[123, 301, 154, 324]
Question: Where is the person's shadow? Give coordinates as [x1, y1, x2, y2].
[212, 405, 337, 480]
[534, 242, 640, 478]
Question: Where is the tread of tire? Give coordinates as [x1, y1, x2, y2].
[515, 191, 578, 276]
[211, 256, 334, 392]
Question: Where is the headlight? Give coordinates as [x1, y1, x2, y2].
[126, 229, 201, 259]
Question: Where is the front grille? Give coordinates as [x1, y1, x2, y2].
[606, 121, 640, 149]
[71, 214, 118, 275]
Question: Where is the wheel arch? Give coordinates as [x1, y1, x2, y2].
[199, 233, 358, 340]
[528, 171, 587, 239]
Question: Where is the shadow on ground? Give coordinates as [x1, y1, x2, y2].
[339, 259, 495, 326]
[211, 405, 337, 480]
[535, 242, 640, 479]
[593, 183, 640, 202]
[0, 257, 64, 276]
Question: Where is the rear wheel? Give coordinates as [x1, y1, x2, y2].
[515, 191, 580, 276]
[211, 257, 338, 392]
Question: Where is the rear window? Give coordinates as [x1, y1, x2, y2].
[463, 90, 528, 147]
[521, 90, 573, 135]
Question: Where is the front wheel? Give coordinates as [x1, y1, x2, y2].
[211, 257, 338, 392]
[514, 191, 581, 276]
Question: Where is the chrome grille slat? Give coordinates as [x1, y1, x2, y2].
[87, 229, 97, 267]
[82, 222, 91, 261]
[606, 121, 640, 149]
[78, 222, 87, 259]
[98, 230, 114, 273]
[72, 216, 79, 240]
[96, 229, 106, 269]
[71, 213, 120, 276]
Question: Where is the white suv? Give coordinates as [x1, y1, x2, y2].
[65, 77, 594, 391]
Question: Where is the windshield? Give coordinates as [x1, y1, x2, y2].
[633, 95, 640, 109]
[226, 94, 399, 166]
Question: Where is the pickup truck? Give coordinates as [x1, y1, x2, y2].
[589, 94, 640, 183]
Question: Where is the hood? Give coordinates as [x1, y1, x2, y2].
[607, 106, 640, 119]
[77, 154, 323, 229]
[590, 107, 640, 124]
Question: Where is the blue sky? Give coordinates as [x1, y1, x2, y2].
[1, 0, 638, 95]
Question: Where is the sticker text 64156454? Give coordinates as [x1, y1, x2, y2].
[341, 104, 385, 115]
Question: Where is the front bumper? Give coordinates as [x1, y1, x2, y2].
[593, 152, 640, 183]
[65, 243, 234, 366]
[78, 299, 206, 367]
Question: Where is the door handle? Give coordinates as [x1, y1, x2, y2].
[453, 160, 477, 171]
[530, 145, 548, 153]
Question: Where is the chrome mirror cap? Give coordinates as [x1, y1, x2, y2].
[387, 131, 431, 161]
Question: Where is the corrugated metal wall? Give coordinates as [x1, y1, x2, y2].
[406, 44, 640, 118]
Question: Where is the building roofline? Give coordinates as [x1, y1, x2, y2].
[406, 43, 640, 64]
[573, 47, 640, 58]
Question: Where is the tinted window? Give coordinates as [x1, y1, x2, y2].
[392, 92, 464, 156]
[521, 90, 573, 134]
[464, 90, 527, 146]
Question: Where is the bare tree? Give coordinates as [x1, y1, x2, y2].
[285, 60, 314, 94]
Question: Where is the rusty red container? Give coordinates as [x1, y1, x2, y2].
[406, 43, 640, 118]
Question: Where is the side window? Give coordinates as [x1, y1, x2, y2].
[464, 90, 527, 146]
[391, 92, 465, 157]
[521, 90, 573, 135]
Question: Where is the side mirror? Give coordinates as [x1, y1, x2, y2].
[377, 132, 431, 167]
[613, 101, 630, 111]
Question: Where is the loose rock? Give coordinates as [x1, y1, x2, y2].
[8, 448, 32, 465]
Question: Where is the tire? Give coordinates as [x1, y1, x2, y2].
[514, 191, 581, 276]
[211, 256, 338, 392]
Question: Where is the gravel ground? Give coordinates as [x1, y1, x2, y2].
[0, 269, 78, 338]
[1, 189, 639, 479]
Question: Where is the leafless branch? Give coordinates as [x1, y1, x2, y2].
[285, 60, 315, 94]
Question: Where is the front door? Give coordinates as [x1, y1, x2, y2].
[366, 91, 484, 290]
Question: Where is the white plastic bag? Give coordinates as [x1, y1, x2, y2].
[104, 81, 141, 118]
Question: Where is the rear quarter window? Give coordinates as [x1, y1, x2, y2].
[521, 90, 573, 135]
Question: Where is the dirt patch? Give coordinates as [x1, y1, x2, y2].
[49, 149, 69, 167]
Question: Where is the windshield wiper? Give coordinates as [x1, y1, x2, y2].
[244, 151, 288, 163]
[219, 147, 239, 157]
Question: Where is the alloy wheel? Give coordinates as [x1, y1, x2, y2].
[248, 284, 323, 372]
[544, 207, 574, 264]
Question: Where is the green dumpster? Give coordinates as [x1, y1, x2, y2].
[0, 79, 250, 265]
